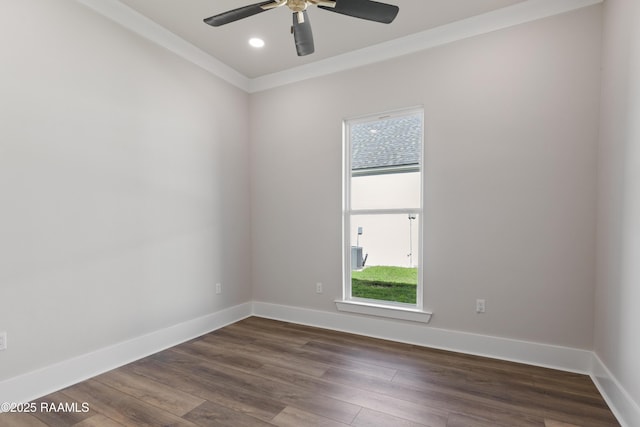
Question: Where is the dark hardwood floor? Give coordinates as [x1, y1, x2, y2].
[0, 317, 620, 426]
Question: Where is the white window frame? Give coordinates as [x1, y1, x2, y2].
[337, 107, 431, 323]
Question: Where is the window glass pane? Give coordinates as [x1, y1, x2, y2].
[350, 214, 419, 304]
[350, 113, 421, 210]
[351, 172, 420, 210]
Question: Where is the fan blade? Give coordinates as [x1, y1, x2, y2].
[309, 0, 337, 6]
[292, 11, 314, 56]
[204, 1, 275, 27]
[261, 0, 288, 10]
[318, 0, 399, 24]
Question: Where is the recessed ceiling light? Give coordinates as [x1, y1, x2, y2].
[249, 38, 265, 48]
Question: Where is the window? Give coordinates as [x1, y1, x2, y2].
[339, 108, 430, 322]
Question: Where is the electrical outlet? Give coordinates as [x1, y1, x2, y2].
[215, 283, 222, 295]
[316, 282, 323, 294]
[476, 299, 486, 313]
[0, 332, 6, 351]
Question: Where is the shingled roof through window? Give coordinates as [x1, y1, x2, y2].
[351, 113, 421, 171]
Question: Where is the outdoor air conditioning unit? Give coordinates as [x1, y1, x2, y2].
[351, 246, 364, 270]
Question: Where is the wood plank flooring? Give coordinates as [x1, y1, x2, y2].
[0, 317, 620, 427]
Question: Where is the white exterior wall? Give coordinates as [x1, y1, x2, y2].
[351, 172, 421, 267]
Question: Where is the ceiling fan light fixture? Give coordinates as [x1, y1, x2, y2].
[249, 37, 265, 48]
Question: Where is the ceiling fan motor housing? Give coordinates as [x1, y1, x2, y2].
[287, 0, 308, 12]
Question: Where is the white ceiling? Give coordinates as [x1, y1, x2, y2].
[116, 0, 526, 78]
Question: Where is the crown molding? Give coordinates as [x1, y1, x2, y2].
[76, 0, 602, 94]
[249, 0, 603, 92]
[75, 0, 251, 92]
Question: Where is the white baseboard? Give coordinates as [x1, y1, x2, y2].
[0, 302, 252, 407]
[590, 353, 640, 427]
[251, 301, 593, 374]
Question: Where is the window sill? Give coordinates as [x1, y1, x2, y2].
[335, 300, 432, 324]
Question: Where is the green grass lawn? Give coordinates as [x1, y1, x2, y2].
[351, 266, 417, 304]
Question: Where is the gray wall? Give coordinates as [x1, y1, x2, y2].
[0, 0, 252, 381]
[250, 6, 602, 349]
[596, 0, 640, 407]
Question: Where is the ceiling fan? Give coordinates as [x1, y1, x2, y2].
[203, 0, 400, 57]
